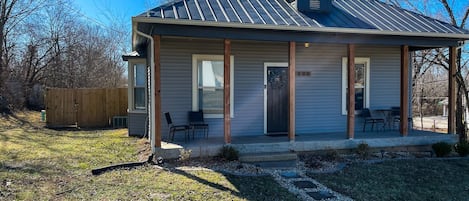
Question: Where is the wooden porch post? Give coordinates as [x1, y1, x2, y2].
[289, 41, 296, 142]
[400, 45, 409, 136]
[224, 39, 231, 144]
[448, 46, 457, 134]
[153, 35, 162, 147]
[347, 44, 355, 139]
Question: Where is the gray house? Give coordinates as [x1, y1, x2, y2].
[124, 0, 468, 155]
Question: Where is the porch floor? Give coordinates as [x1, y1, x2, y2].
[156, 130, 458, 159]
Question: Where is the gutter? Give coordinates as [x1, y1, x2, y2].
[133, 23, 156, 154]
[133, 17, 469, 40]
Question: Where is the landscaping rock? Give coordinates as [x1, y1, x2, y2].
[293, 181, 317, 189]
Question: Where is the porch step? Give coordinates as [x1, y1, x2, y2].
[239, 152, 297, 163]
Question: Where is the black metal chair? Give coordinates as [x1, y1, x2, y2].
[164, 112, 190, 142]
[362, 108, 386, 132]
[188, 111, 209, 139]
[391, 107, 413, 130]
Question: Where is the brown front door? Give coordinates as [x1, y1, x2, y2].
[267, 67, 289, 134]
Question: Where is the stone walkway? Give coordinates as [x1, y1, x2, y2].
[162, 158, 353, 200]
[267, 169, 353, 201]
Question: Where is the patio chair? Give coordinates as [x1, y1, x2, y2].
[391, 107, 413, 130]
[362, 108, 386, 132]
[164, 112, 191, 142]
[188, 111, 209, 139]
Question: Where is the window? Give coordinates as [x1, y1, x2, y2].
[192, 55, 234, 118]
[342, 57, 370, 115]
[134, 63, 146, 110]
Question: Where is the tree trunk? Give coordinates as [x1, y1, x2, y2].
[456, 47, 469, 141]
[457, 86, 465, 140]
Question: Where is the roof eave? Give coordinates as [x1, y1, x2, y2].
[132, 17, 469, 41]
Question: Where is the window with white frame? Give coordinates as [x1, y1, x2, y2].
[192, 54, 234, 118]
[342, 57, 370, 115]
[133, 63, 146, 110]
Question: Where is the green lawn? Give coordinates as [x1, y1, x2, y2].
[0, 112, 298, 200]
[308, 159, 469, 201]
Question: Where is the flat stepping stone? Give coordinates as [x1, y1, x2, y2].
[293, 181, 317, 189]
[280, 171, 301, 178]
[307, 191, 335, 200]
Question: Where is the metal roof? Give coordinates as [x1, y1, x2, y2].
[136, 0, 469, 39]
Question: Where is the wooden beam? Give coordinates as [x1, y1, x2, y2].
[153, 35, 162, 147]
[224, 39, 231, 144]
[289, 41, 296, 142]
[347, 44, 355, 139]
[448, 46, 457, 134]
[400, 45, 409, 136]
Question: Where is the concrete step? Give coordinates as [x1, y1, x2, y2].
[239, 152, 297, 163]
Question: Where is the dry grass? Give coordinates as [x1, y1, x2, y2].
[0, 111, 297, 200]
[308, 159, 469, 201]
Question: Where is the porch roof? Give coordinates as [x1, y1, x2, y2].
[134, 0, 469, 40]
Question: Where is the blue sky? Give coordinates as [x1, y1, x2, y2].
[72, 0, 165, 26]
[72, 0, 166, 53]
[73, 0, 469, 28]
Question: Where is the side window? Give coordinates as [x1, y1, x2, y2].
[197, 60, 224, 115]
[192, 55, 234, 118]
[134, 64, 146, 110]
[342, 58, 370, 115]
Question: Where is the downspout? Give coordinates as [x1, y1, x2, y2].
[134, 23, 156, 153]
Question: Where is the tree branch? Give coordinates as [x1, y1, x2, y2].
[440, 0, 457, 25]
[461, 7, 469, 28]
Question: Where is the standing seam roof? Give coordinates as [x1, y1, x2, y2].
[141, 0, 469, 35]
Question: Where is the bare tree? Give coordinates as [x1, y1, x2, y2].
[387, 0, 469, 140]
[1, 0, 127, 110]
[0, 0, 47, 111]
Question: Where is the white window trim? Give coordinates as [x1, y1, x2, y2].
[263, 62, 289, 134]
[128, 59, 147, 113]
[341, 57, 370, 115]
[192, 54, 234, 118]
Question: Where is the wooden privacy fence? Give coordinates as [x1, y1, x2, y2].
[45, 88, 128, 128]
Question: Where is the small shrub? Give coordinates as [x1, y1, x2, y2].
[455, 142, 469, 157]
[432, 142, 452, 157]
[218, 146, 239, 161]
[356, 142, 370, 159]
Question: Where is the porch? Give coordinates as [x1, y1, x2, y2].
[155, 130, 458, 159]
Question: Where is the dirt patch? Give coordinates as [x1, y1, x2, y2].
[136, 139, 152, 161]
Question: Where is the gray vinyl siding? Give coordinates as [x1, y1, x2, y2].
[155, 37, 403, 138]
[160, 37, 288, 138]
[231, 40, 288, 135]
[295, 44, 401, 134]
[295, 44, 346, 133]
[128, 112, 147, 137]
[160, 38, 223, 140]
[359, 46, 401, 109]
